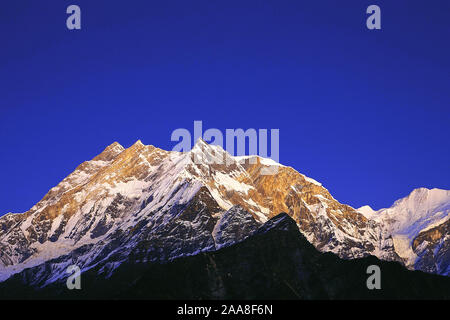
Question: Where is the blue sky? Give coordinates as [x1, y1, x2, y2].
[1, 0, 449, 215]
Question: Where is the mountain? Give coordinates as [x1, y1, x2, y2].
[357, 205, 377, 219]
[1, 214, 449, 300]
[0, 139, 448, 295]
[358, 188, 450, 275]
[0, 139, 401, 285]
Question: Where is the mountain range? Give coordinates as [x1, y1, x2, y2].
[0, 139, 448, 299]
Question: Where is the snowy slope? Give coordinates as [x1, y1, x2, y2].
[2, 140, 444, 286]
[357, 205, 377, 219]
[358, 188, 450, 274]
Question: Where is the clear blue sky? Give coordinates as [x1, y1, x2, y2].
[1, 0, 449, 215]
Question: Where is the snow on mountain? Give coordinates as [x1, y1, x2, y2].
[0, 140, 267, 283]
[358, 188, 450, 274]
[1, 140, 446, 286]
[376, 188, 450, 238]
[357, 205, 377, 219]
[212, 205, 261, 249]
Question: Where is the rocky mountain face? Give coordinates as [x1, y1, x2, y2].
[0, 140, 448, 291]
[358, 188, 450, 275]
[1, 214, 449, 300]
[413, 219, 449, 275]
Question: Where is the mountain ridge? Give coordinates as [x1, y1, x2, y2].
[0, 140, 448, 288]
[358, 187, 450, 273]
[2, 213, 449, 300]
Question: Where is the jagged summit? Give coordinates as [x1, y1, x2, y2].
[193, 137, 208, 146]
[93, 141, 124, 162]
[357, 205, 377, 219]
[193, 137, 234, 155]
[131, 139, 144, 147]
[358, 187, 450, 272]
[110, 141, 123, 148]
[394, 187, 449, 207]
[0, 140, 448, 286]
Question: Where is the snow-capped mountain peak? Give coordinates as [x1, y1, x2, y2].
[0, 141, 448, 286]
[358, 187, 450, 273]
[373, 188, 449, 237]
[357, 205, 377, 219]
